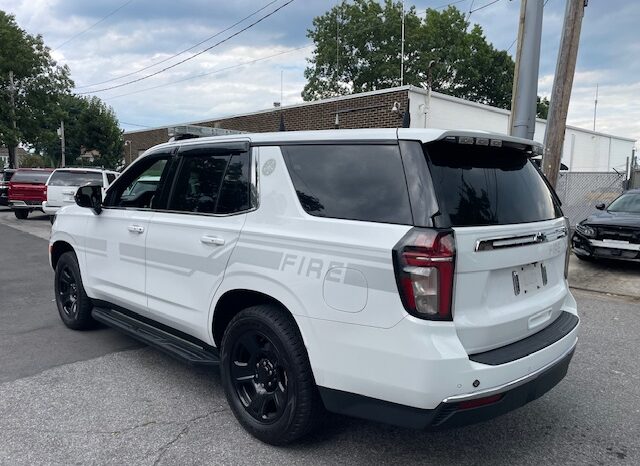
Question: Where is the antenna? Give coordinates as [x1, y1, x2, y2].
[593, 83, 598, 131]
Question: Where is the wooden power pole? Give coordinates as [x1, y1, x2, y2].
[8, 71, 18, 169]
[542, 0, 588, 187]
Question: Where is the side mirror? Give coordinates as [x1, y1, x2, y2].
[75, 184, 103, 215]
[595, 202, 606, 211]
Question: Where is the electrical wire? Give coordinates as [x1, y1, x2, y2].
[106, 44, 313, 100]
[507, 0, 551, 53]
[53, 0, 134, 51]
[120, 121, 150, 128]
[75, 0, 279, 89]
[77, 0, 296, 95]
[469, 0, 502, 14]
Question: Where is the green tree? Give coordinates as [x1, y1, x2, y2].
[304, 1, 547, 117]
[0, 11, 73, 168]
[36, 95, 124, 169]
[537, 96, 550, 120]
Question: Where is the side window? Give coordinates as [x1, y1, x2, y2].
[105, 156, 171, 209]
[170, 154, 230, 214]
[217, 152, 251, 214]
[281, 144, 413, 225]
[106, 173, 116, 185]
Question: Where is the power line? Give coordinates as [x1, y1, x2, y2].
[53, 0, 134, 51]
[106, 45, 313, 100]
[75, 0, 279, 90]
[120, 121, 150, 128]
[469, 0, 502, 14]
[77, 0, 296, 95]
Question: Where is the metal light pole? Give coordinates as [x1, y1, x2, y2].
[57, 121, 66, 167]
[400, 0, 405, 86]
[509, 0, 544, 140]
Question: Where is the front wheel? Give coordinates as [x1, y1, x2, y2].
[54, 251, 96, 330]
[14, 209, 28, 220]
[220, 305, 323, 445]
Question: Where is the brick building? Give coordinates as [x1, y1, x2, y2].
[123, 85, 635, 172]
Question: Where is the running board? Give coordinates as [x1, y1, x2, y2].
[92, 307, 220, 366]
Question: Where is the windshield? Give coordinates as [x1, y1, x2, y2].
[607, 193, 640, 214]
[425, 142, 561, 227]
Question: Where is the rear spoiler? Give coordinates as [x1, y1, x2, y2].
[434, 131, 543, 157]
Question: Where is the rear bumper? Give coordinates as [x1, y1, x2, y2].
[319, 341, 576, 430]
[42, 202, 60, 215]
[9, 200, 43, 210]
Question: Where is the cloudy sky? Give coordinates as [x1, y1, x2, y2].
[1, 0, 638, 143]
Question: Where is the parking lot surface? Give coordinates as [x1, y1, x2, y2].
[1, 209, 639, 465]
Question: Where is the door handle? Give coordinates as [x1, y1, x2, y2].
[128, 225, 145, 234]
[200, 235, 225, 246]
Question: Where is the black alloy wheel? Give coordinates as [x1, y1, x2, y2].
[231, 330, 289, 423]
[58, 264, 80, 319]
[220, 305, 323, 444]
[54, 251, 96, 330]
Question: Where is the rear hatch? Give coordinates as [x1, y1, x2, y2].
[9, 170, 52, 203]
[424, 139, 569, 354]
[47, 170, 103, 207]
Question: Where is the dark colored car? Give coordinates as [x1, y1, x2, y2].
[0, 169, 16, 206]
[8, 168, 54, 219]
[572, 189, 640, 261]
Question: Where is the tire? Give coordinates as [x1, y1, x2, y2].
[220, 305, 323, 445]
[54, 251, 96, 330]
[14, 209, 28, 220]
[49, 215, 55, 225]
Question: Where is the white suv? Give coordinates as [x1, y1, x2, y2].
[50, 129, 578, 445]
[44, 168, 119, 221]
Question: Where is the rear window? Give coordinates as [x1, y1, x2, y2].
[425, 142, 561, 227]
[10, 171, 52, 184]
[48, 171, 103, 187]
[281, 144, 412, 225]
[1, 171, 15, 182]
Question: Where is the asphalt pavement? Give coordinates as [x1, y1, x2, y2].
[0, 208, 639, 465]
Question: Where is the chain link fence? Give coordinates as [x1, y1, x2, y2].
[556, 172, 626, 227]
[629, 169, 640, 189]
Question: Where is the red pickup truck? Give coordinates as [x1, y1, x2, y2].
[8, 168, 54, 219]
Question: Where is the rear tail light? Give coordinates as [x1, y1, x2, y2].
[457, 394, 503, 410]
[392, 228, 456, 321]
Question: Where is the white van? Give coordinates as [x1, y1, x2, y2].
[43, 168, 119, 220]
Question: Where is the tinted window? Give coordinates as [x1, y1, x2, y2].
[170, 154, 230, 214]
[217, 152, 251, 214]
[608, 193, 640, 214]
[11, 171, 52, 184]
[48, 171, 103, 187]
[425, 142, 561, 227]
[106, 173, 116, 185]
[106, 157, 170, 209]
[1, 171, 15, 182]
[282, 145, 412, 224]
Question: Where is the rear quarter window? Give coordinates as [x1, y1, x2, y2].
[281, 144, 412, 225]
[425, 142, 561, 227]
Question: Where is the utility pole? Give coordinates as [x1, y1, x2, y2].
[57, 121, 66, 167]
[8, 71, 18, 169]
[400, 0, 405, 86]
[543, 0, 588, 187]
[509, 0, 544, 140]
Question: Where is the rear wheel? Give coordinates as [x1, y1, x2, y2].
[54, 251, 96, 330]
[14, 209, 28, 220]
[220, 305, 323, 445]
[49, 215, 55, 224]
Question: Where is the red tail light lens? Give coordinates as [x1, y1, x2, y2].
[392, 228, 455, 321]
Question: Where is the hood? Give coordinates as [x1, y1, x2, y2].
[583, 210, 640, 228]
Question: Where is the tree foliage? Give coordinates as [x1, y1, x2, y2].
[304, 1, 546, 117]
[0, 11, 73, 167]
[36, 95, 124, 169]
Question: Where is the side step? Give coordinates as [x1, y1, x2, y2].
[92, 307, 220, 366]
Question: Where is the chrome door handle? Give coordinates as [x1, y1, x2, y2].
[200, 235, 225, 246]
[128, 225, 145, 234]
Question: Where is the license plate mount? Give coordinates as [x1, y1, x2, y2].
[513, 262, 545, 296]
